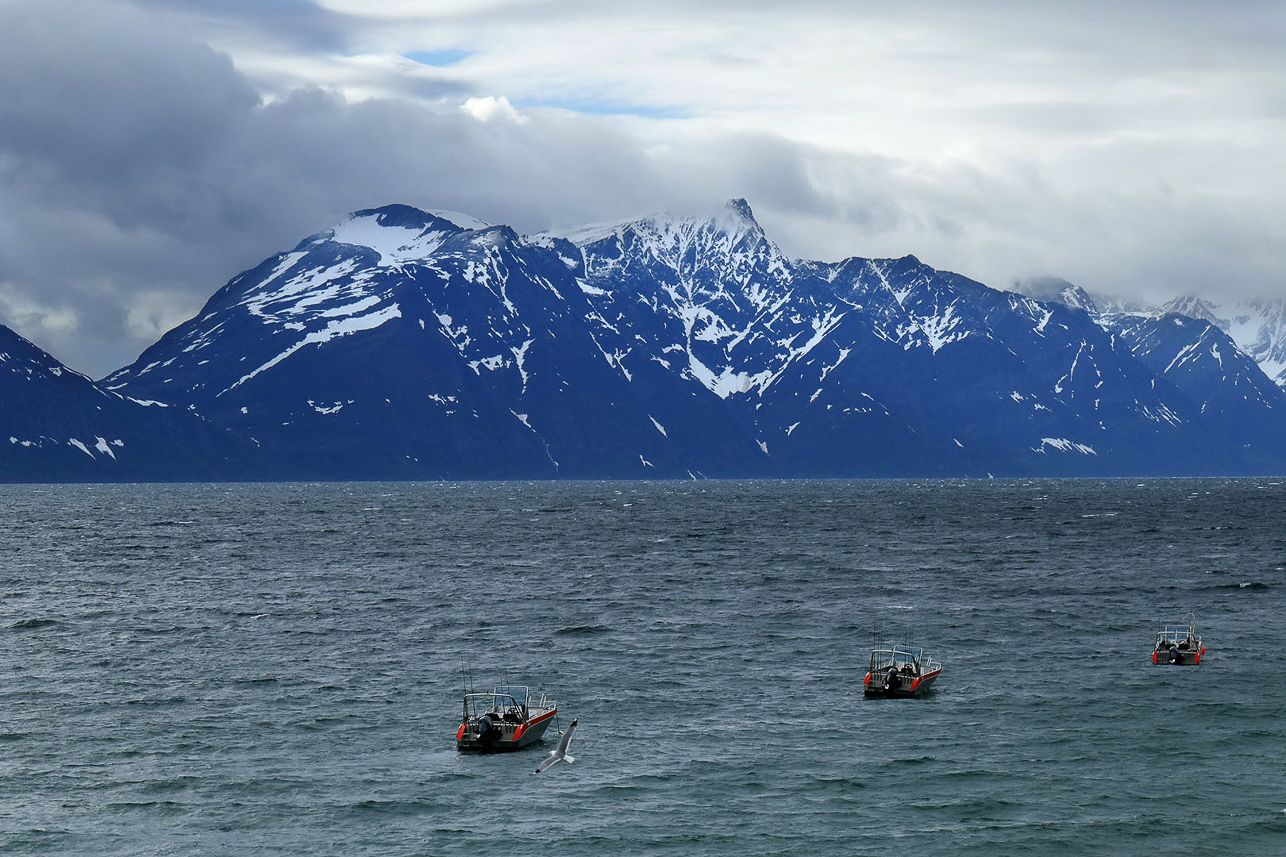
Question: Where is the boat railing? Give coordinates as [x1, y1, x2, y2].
[869, 645, 940, 676]
[1156, 626, 1199, 648]
[461, 689, 556, 723]
[1157, 614, 1198, 642]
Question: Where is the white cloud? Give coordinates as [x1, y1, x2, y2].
[1, 0, 1285, 376]
[461, 95, 527, 124]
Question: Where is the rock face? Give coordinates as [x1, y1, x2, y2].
[1, 324, 252, 482]
[8, 199, 1285, 481]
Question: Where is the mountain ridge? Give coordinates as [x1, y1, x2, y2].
[6, 200, 1286, 480]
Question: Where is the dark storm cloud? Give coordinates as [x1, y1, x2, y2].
[0, 2, 258, 209]
[0, 1, 850, 376]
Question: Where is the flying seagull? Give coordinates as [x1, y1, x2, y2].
[535, 719, 578, 773]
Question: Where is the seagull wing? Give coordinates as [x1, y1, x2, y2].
[535, 719, 579, 774]
[558, 719, 578, 754]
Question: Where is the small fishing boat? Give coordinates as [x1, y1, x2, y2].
[456, 685, 558, 752]
[864, 643, 942, 697]
[1152, 613, 1204, 665]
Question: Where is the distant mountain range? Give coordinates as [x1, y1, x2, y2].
[1019, 276, 1286, 388]
[5, 200, 1286, 481]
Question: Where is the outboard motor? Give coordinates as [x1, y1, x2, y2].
[885, 666, 900, 691]
[475, 713, 498, 745]
[1169, 645, 1181, 665]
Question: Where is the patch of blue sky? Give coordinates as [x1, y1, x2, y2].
[404, 49, 473, 67]
[514, 97, 687, 119]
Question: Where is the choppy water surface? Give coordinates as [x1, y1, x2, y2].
[2, 479, 1285, 855]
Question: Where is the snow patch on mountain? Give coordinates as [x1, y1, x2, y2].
[914, 304, 966, 353]
[328, 216, 430, 264]
[225, 303, 402, 393]
[325, 207, 486, 266]
[427, 209, 491, 231]
[1034, 438, 1097, 455]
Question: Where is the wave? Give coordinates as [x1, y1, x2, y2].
[345, 798, 441, 817]
[106, 800, 185, 815]
[554, 623, 612, 635]
[7, 617, 61, 630]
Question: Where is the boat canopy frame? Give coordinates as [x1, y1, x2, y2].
[868, 643, 940, 676]
[460, 686, 554, 723]
[1155, 612, 1199, 648]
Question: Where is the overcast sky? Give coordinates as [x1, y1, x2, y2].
[2, 0, 1285, 377]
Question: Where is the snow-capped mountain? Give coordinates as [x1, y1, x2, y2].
[1014, 280, 1286, 468]
[1157, 295, 1286, 387]
[1, 323, 252, 481]
[1025, 279, 1286, 390]
[104, 205, 712, 478]
[1104, 312, 1286, 469]
[95, 200, 1286, 479]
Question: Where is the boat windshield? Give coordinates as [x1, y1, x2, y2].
[869, 645, 927, 672]
[1157, 625, 1195, 645]
[462, 686, 532, 722]
[491, 686, 529, 709]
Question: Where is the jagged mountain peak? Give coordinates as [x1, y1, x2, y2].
[550, 199, 790, 293]
[1012, 280, 1286, 390]
[1155, 293, 1286, 387]
[717, 197, 759, 232]
[1161, 294, 1222, 326]
[548, 198, 766, 249]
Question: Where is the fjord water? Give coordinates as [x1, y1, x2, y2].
[2, 480, 1284, 855]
